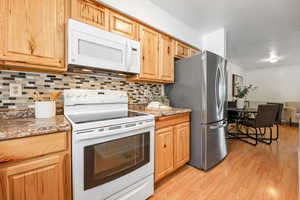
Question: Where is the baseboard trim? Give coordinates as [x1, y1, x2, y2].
[298, 147, 300, 200]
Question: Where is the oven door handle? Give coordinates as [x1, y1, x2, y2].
[74, 122, 154, 142]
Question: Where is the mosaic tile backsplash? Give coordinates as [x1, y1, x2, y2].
[0, 70, 162, 112]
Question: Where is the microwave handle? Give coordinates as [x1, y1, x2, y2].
[125, 42, 133, 69]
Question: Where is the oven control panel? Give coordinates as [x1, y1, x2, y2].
[64, 90, 128, 106]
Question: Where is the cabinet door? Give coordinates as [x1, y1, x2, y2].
[0, 153, 70, 200]
[138, 25, 159, 80]
[158, 34, 174, 83]
[0, 0, 65, 71]
[190, 48, 200, 56]
[109, 11, 137, 40]
[155, 127, 174, 182]
[174, 41, 190, 58]
[174, 123, 190, 169]
[71, 0, 109, 30]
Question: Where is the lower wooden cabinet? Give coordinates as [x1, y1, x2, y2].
[155, 127, 174, 182]
[154, 113, 190, 182]
[174, 123, 190, 169]
[0, 132, 71, 200]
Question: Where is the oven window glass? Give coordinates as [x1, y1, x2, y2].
[84, 132, 150, 190]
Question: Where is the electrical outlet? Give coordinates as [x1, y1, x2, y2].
[9, 83, 22, 97]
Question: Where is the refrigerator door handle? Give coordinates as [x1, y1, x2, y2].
[209, 122, 228, 130]
[215, 66, 221, 117]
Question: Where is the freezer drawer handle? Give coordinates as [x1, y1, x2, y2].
[209, 122, 228, 130]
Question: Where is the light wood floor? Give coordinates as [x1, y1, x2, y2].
[150, 125, 299, 200]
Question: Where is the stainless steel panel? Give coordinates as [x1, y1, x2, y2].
[204, 121, 228, 170]
[206, 52, 227, 123]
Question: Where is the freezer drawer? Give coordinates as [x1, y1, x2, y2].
[203, 121, 228, 170]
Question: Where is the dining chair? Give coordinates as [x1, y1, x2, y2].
[242, 104, 278, 145]
[227, 101, 239, 131]
[267, 103, 284, 140]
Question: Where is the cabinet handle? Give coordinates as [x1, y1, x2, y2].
[163, 144, 167, 148]
[167, 46, 170, 54]
[28, 38, 36, 55]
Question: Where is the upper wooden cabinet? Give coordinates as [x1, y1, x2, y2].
[137, 25, 159, 80]
[0, 0, 66, 72]
[174, 41, 190, 58]
[70, 0, 109, 30]
[158, 34, 174, 83]
[190, 48, 201, 56]
[109, 11, 137, 40]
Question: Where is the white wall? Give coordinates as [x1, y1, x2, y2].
[98, 0, 201, 47]
[245, 65, 300, 102]
[202, 28, 227, 58]
[227, 62, 245, 101]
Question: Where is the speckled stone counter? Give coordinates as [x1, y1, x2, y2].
[129, 104, 192, 118]
[0, 115, 71, 141]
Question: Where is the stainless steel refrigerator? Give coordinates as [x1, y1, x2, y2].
[165, 51, 228, 171]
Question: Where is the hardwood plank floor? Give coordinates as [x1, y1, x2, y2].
[150, 125, 298, 200]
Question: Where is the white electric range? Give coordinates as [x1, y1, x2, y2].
[64, 90, 154, 200]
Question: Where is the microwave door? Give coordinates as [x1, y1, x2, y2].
[70, 31, 127, 72]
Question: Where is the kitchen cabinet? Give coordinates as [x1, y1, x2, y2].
[155, 127, 174, 182]
[0, 153, 68, 200]
[174, 122, 190, 169]
[0, 0, 66, 73]
[158, 34, 174, 83]
[155, 113, 190, 182]
[190, 48, 201, 56]
[0, 132, 71, 200]
[136, 25, 160, 80]
[70, 0, 109, 31]
[129, 31, 175, 83]
[174, 41, 190, 58]
[109, 11, 137, 40]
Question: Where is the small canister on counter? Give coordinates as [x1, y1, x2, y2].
[33, 91, 61, 119]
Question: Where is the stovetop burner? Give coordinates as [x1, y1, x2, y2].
[68, 111, 147, 124]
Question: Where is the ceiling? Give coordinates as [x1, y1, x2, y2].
[149, 0, 300, 69]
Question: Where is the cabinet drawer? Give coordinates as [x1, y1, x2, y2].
[156, 113, 190, 130]
[0, 132, 68, 163]
[174, 41, 190, 58]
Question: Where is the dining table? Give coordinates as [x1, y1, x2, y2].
[226, 107, 258, 145]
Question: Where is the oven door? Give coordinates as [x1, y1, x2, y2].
[72, 126, 154, 200]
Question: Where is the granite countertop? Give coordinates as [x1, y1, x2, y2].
[0, 115, 71, 141]
[129, 104, 192, 118]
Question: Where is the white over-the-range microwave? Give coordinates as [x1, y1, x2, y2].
[68, 19, 140, 74]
